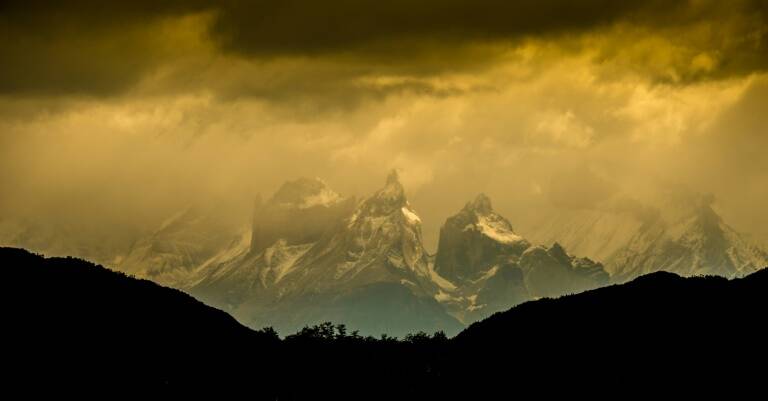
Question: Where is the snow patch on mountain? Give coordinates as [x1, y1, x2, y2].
[472, 215, 525, 244]
[197, 229, 252, 272]
[427, 262, 457, 291]
[265, 240, 314, 283]
[401, 206, 421, 224]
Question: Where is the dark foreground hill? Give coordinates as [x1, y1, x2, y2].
[2, 247, 766, 397]
[1, 247, 282, 393]
[451, 268, 768, 390]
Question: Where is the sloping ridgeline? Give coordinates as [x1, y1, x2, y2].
[450, 268, 768, 392]
[1, 247, 279, 393]
[1, 247, 451, 396]
[3, 247, 766, 396]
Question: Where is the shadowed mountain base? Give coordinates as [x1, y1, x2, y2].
[2, 247, 765, 397]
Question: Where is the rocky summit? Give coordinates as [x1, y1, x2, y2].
[432, 193, 608, 323]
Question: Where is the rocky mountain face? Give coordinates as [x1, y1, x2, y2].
[434, 194, 530, 284]
[265, 171, 439, 295]
[432, 194, 608, 323]
[185, 178, 352, 303]
[523, 192, 768, 282]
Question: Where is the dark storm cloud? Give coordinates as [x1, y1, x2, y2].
[208, 60, 474, 114]
[0, 0, 212, 95]
[206, 0, 768, 82]
[0, 1, 209, 22]
[209, 0, 660, 55]
[1, 0, 767, 96]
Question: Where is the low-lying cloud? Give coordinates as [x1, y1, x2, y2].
[2, 0, 768, 251]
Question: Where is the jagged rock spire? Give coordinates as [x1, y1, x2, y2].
[386, 169, 400, 186]
[465, 193, 493, 215]
[375, 169, 406, 205]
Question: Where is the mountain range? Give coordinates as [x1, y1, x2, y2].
[132, 171, 609, 335]
[2, 171, 766, 336]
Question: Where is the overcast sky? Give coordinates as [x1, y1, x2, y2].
[1, 0, 767, 250]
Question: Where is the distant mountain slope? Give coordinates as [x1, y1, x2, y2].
[118, 207, 248, 287]
[1, 247, 279, 391]
[523, 192, 768, 281]
[610, 197, 767, 280]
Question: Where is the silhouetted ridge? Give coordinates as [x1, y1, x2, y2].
[3, 246, 766, 396]
[628, 269, 686, 284]
[1, 247, 280, 392]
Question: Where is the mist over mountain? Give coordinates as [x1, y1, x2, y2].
[0, 217, 133, 268]
[2, 171, 766, 336]
[118, 206, 248, 287]
[524, 189, 768, 281]
[249, 177, 356, 254]
[190, 171, 463, 336]
[179, 172, 610, 334]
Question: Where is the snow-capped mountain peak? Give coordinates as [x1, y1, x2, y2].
[334, 172, 430, 280]
[471, 215, 524, 245]
[347, 170, 413, 228]
[457, 193, 525, 245]
[435, 194, 531, 285]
